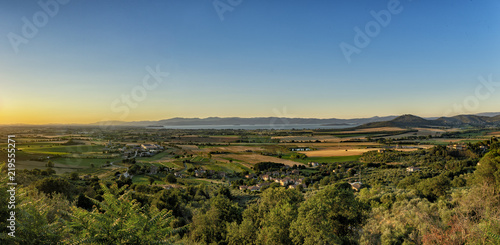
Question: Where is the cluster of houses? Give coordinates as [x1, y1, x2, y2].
[172, 169, 228, 179]
[239, 170, 305, 191]
[194, 168, 227, 179]
[447, 144, 467, 151]
[446, 144, 487, 151]
[289, 147, 311, 151]
[121, 143, 165, 158]
[239, 182, 271, 191]
[406, 166, 421, 172]
[116, 165, 171, 179]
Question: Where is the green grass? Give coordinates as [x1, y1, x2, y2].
[170, 161, 185, 169]
[218, 158, 253, 173]
[177, 157, 252, 174]
[21, 145, 104, 155]
[282, 155, 361, 164]
[203, 161, 250, 173]
[131, 175, 166, 185]
[191, 156, 208, 162]
[137, 151, 172, 161]
[154, 161, 183, 170]
[51, 157, 122, 167]
[311, 155, 361, 163]
[180, 178, 225, 186]
[132, 175, 149, 184]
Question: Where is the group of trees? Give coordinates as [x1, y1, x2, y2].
[191, 184, 367, 245]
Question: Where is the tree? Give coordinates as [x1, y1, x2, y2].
[67, 183, 184, 244]
[34, 177, 75, 199]
[227, 187, 304, 245]
[153, 188, 189, 218]
[290, 183, 367, 244]
[46, 167, 56, 175]
[45, 161, 54, 168]
[69, 172, 79, 180]
[5, 189, 70, 244]
[474, 149, 500, 193]
[190, 195, 241, 244]
[75, 193, 94, 211]
[416, 175, 451, 201]
[215, 186, 232, 199]
[166, 173, 177, 184]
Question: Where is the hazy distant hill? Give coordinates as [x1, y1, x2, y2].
[357, 114, 500, 128]
[88, 112, 500, 128]
[356, 115, 440, 128]
[92, 116, 399, 127]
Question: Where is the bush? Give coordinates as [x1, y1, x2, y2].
[166, 173, 177, 183]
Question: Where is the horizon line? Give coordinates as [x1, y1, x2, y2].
[2, 112, 499, 126]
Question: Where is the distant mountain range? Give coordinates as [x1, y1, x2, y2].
[92, 116, 399, 127]
[87, 112, 500, 128]
[357, 114, 500, 129]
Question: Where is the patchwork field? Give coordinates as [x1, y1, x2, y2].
[1, 125, 496, 179]
[302, 148, 381, 157]
[488, 131, 500, 136]
[218, 153, 304, 167]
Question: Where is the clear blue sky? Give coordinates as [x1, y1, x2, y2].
[1, 0, 499, 124]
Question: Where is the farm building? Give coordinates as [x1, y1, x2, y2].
[406, 166, 420, 172]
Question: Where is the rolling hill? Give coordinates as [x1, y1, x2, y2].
[91, 116, 399, 127]
[357, 114, 500, 129]
[79, 112, 500, 128]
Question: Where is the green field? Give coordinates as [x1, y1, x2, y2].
[132, 175, 167, 185]
[51, 157, 122, 167]
[137, 151, 172, 161]
[20, 145, 104, 156]
[282, 154, 361, 164]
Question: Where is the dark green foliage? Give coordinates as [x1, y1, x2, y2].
[134, 184, 164, 194]
[474, 149, 500, 193]
[45, 161, 54, 167]
[253, 162, 285, 171]
[147, 176, 155, 185]
[190, 195, 241, 244]
[415, 175, 451, 201]
[226, 188, 304, 245]
[0, 186, 70, 244]
[115, 175, 132, 188]
[451, 176, 467, 187]
[75, 193, 94, 211]
[153, 188, 190, 218]
[67, 183, 184, 244]
[34, 177, 75, 199]
[166, 173, 177, 183]
[69, 172, 79, 180]
[290, 183, 367, 244]
[0, 179, 11, 241]
[215, 186, 232, 199]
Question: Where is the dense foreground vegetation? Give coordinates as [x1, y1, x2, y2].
[1, 128, 500, 244]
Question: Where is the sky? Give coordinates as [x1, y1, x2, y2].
[0, 0, 499, 124]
